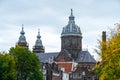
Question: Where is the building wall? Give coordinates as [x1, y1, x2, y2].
[61, 36, 82, 60]
[57, 62, 73, 73]
[61, 36, 82, 51]
[69, 63, 96, 80]
[52, 73, 62, 80]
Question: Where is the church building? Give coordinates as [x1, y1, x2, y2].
[16, 9, 97, 80]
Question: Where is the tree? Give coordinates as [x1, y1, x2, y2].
[9, 46, 43, 80]
[0, 52, 17, 80]
[95, 23, 120, 80]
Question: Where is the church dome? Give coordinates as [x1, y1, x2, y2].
[61, 9, 82, 37]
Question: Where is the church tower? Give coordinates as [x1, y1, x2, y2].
[61, 9, 82, 60]
[16, 25, 29, 48]
[33, 29, 45, 53]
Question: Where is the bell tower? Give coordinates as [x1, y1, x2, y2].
[61, 9, 82, 60]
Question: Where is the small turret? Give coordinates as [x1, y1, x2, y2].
[16, 24, 29, 48]
[33, 29, 45, 53]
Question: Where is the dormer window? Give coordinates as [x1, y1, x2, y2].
[65, 26, 70, 32]
[72, 26, 77, 32]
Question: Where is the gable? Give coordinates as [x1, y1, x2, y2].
[56, 49, 72, 62]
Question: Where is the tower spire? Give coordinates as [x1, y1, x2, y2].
[69, 9, 75, 23]
[16, 25, 28, 48]
[37, 29, 41, 39]
[21, 25, 25, 35]
[22, 24, 24, 27]
[33, 29, 45, 53]
[38, 28, 40, 33]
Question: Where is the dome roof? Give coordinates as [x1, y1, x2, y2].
[61, 9, 82, 37]
[35, 29, 43, 47]
[18, 27, 27, 43]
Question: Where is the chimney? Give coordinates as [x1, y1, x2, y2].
[102, 31, 106, 42]
[102, 31, 106, 51]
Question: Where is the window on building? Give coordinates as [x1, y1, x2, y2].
[65, 27, 70, 32]
[70, 74, 72, 78]
[78, 73, 82, 79]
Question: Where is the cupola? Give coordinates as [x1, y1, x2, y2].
[61, 9, 82, 37]
[16, 24, 28, 48]
[33, 29, 45, 53]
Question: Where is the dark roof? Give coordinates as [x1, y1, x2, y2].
[76, 51, 96, 63]
[36, 52, 59, 63]
[36, 51, 96, 63]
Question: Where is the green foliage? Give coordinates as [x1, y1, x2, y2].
[9, 46, 43, 80]
[95, 24, 120, 80]
[0, 52, 17, 80]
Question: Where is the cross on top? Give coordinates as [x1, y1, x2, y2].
[71, 8, 73, 16]
[22, 24, 24, 27]
[38, 29, 40, 34]
[22, 24, 24, 31]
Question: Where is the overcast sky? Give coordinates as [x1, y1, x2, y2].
[0, 0, 120, 59]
